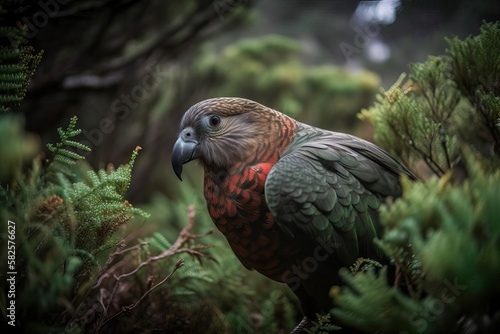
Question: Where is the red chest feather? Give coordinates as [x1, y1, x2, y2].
[204, 163, 273, 231]
[204, 163, 303, 281]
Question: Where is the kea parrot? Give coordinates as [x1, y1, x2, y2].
[172, 97, 415, 333]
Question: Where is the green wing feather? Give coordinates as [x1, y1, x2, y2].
[265, 124, 415, 267]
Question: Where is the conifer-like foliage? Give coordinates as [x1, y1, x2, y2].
[44, 118, 149, 261]
[333, 21, 500, 334]
[359, 22, 500, 177]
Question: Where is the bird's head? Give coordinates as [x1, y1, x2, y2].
[172, 97, 285, 180]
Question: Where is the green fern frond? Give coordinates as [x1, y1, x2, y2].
[0, 81, 23, 90]
[46, 116, 91, 176]
[147, 232, 174, 251]
[0, 63, 23, 73]
[0, 49, 21, 61]
[62, 139, 92, 151]
[0, 25, 26, 37]
[0, 93, 24, 103]
[0, 24, 43, 112]
[0, 72, 26, 82]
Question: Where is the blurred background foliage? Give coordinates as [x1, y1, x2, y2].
[0, 0, 499, 333]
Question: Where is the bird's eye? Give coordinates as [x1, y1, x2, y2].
[209, 115, 221, 127]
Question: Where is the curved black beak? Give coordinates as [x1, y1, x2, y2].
[171, 130, 200, 181]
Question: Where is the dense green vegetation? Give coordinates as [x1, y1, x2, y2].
[333, 21, 500, 334]
[1, 0, 498, 332]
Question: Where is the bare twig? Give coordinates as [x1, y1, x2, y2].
[94, 205, 213, 331]
[95, 241, 149, 284]
[97, 259, 184, 333]
[403, 273, 416, 298]
[111, 205, 212, 281]
[393, 264, 401, 289]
